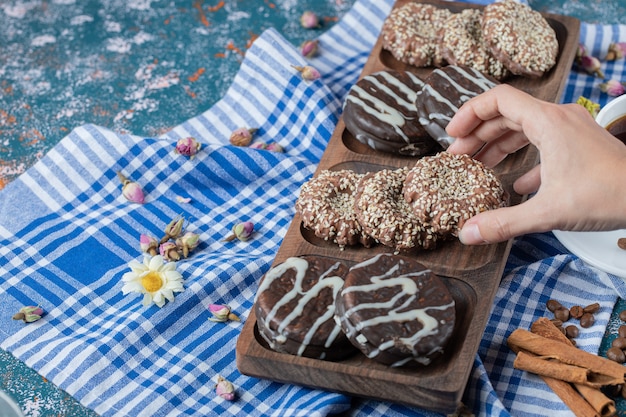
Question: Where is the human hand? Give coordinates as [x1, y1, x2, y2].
[446, 84, 626, 245]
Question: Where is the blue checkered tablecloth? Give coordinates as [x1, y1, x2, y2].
[2, 0, 626, 416]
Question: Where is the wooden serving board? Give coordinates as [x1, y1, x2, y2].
[237, 0, 580, 413]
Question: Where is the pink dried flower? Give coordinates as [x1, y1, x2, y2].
[229, 128, 257, 147]
[159, 241, 181, 262]
[599, 79, 626, 96]
[579, 55, 604, 78]
[266, 142, 284, 153]
[160, 215, 185, 243]
[215, 375, 236, 401]
[140, 234, 159, 256]
[249, 141, 267, 150]
[13, 306, 44, 323]
[117, 171, 145, 204]
[176, 231, 200, 258]
[300, 40, 319, 58]
[174, 137, 201, 158]
[300, 11, 320, 29]
[208, 304, 241, 322]
[576, 43, 588, 62]
[224, 221, 254, 242]
[607, 42, 626, 60]
[292, 65, 321, 81]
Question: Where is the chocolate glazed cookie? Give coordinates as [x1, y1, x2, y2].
[416, 65, 498, 148]
[343, 70, 441, 156]
[255, 256, 357, 361]
[335, 253, 455, 367]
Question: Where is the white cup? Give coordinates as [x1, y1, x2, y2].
[0, 391, 23, 417]
[595, 94, 626, 128]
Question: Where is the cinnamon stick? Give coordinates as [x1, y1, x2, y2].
[513, 351, 608, 388]
[530, 318, 617, 417]
[508, 329, 625, 383]
[575, 384, 616, 417]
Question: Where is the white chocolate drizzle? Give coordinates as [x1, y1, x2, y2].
[257, 257, 346, 357]
[344, 253, 455, 366]
[344, 71, 422, 144]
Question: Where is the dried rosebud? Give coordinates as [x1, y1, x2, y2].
[174, 136, 201, 158]
[13, 306, 44, 323]
[176, 231, 200, 258]
[300, 40, 319, 58]
[140, 234, 159, 256]
[224, 221, 254, 242]
[576, 43, 588, 62]
[599, 79, 626, 96]
[229, 127, 257, 147]
[249, 141, 268, 150]
[607, 42, 626, 60]
[292, 65, 321, 81]
[266, 142, 284, 153]
[579, 55, 604, 78]
[208, 304, 241, 322]
[300, 11, 320, 29]
[117, 171, 145, 204]
[160, 215, 185, 243]
[215, 375, 236, 401]
[159, 241, 181, 262]
[576, 96, 601, 118]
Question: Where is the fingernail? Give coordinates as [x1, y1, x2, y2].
[459, 222, 486, 245]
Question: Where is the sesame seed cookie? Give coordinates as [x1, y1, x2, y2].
[403, 152, 508, 237]
[381, 3, 452, 68]
[342, 70, 440, 156]
[438, 9, 510, 81]
[296, 169, 374, 249]
[416, 65, 498, 149]
[353, 167, 439, 252]
[482, 0, 558, 77]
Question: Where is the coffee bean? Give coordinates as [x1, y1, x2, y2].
[579, 312, 595, 328]
[613, 337, 626, 350]
[569, 305, 584, 319]
[583, 302, 600, 314]
[554, 307, 570, 322]
[619, 325, 626, 338]
[620, 310, 626, 322]
[607, 347, 626, 363]
[565, 325, 579, 339]
[546, 299, 562, 312]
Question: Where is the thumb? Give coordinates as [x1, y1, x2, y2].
[457, 201, 549, 245]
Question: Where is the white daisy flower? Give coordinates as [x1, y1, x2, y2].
[121, 255, 184, 308]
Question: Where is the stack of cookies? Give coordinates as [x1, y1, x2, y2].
[295, 152, 508, 253]
[382, 0, 559, 79]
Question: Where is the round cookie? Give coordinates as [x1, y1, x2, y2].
[335, 253, 456, 367]
[381, 3, 452, 67]
[416, 65, 498, 148]
[438, 9, 510, 81]
[343, 70, 440, 156]
[295, 169, 373, 249]
[255, 256, 357, 361]
[482, 0, 558, 77]
[403, 152, 508, 236]
[353, 167, 439, 252]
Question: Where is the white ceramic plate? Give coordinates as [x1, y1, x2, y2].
[553, 229, 626, 278]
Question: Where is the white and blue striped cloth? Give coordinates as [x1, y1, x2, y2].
[1, 0, 626, 416]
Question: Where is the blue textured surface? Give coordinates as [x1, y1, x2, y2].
[2, 1, 626, 416]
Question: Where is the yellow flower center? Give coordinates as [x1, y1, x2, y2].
[142, 271, 163, 293]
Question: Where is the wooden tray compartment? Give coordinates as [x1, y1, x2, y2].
[237, 0, 580, 413]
